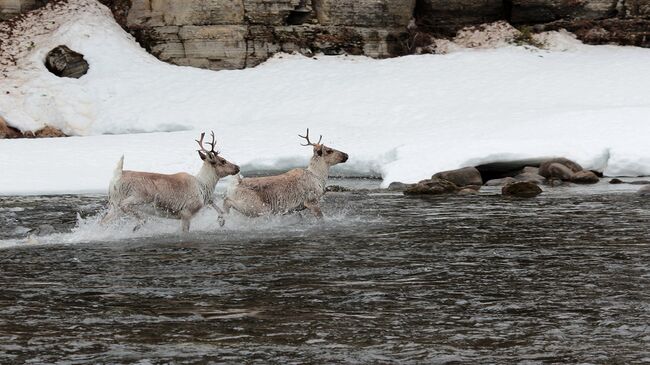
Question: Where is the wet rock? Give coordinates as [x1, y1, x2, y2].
[638, 185, 650, 195]
[325, 185, 349, 192]
[629, 180, 650, 185]
[539, 158, 583, 180]
[522, 166, 539, 174]
[45, 45, 89, 78]
[514, 172, 545, 185]
[404, 177, 458, 195]
[457, 187, 479, 195]
[571, 170, 599, 184]
[0, 116, 21, 138]
[388, 182, 414, 191]
[546, 178, 568, 187]
[546, 163, 574, 181]
[502, 181, 542, 198]
[609, 178, 624, 184]
[485, 177, 517, 186]
[433, 166, 483, 187]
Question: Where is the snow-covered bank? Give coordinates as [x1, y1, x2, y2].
[2, 0, 650, 194]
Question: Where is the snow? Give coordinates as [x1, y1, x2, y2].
[2, 0, 650, 195]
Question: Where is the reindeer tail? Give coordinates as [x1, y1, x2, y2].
[113, 155, 124, 181]
[108, 156, 124, 199]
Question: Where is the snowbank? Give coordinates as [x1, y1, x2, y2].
[2, 0, 650, 194]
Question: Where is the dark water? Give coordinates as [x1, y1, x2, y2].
[0, 180, 649, 364]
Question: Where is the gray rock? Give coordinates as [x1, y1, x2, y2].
[433, 166, 483, 187]
[538, 158, 583, 180]
[638, 185, 650, 195]
[457, 187, 479, 195]
[387, 182, 414, 191]
[122, 0, 413, 70]
[521, 166, 539, 174]
[502, 181, 542, 198]
[484, 177, 517, 186]
[318, 0, 415, 27]
[514, 172, 545, 184]
[404, 177, 458, 195]
[547, 163, 575, 181]
[629, 180, 650, 185]
[571, 170, 600, 184]
[45, 45, 89, 78]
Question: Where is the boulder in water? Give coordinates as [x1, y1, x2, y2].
[502, 181, 542, 198]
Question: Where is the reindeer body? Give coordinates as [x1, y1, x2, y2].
[224, 129, 347, 218]
[102, 132, 239, 232]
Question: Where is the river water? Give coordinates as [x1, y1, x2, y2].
[0, 180, 649, 364]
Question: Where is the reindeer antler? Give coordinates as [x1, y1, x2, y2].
[196, 131, 218, 154]
[196, 132, 207, 152]
[298, 128, 322, 146]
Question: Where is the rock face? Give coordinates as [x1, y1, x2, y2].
[414, 0, 507, 36]
[433, 166, 483, 187]
[502, 181, 542, 198]
[4, 0, 650, 70]
[45, 45, 89, 78]
[122, 0, 415, 70]
[0, 0, 48, 20]
[509, 0, 617, 24]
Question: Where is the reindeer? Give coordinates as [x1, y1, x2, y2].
[101, 132, 240, 232]
[223, 129, 348, 219]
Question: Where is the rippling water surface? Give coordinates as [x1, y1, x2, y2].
[0, 180, 649, 364]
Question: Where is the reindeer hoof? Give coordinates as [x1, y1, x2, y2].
[218, 216, 225, 227]
[133, 224, 142, 232]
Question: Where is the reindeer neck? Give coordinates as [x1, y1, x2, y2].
[307, 156, 330, 182]
[195, 162, 220, 196]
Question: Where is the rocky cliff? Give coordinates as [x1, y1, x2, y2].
[2, 0, 650, 70]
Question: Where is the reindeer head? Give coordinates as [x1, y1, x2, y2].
[196, 131, 240, 177]
[299, 128, 348, 166]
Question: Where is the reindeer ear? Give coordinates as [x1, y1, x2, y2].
[198, 151, 207, 160]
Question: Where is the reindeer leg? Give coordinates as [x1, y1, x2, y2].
[222, 198, 233, 215]
[100, 206, 118, 225]
[210, 201, 226, 227]
[180, 211, 192, 233]
[118, 199, 146, 231]
[304, 200, 323, 219]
